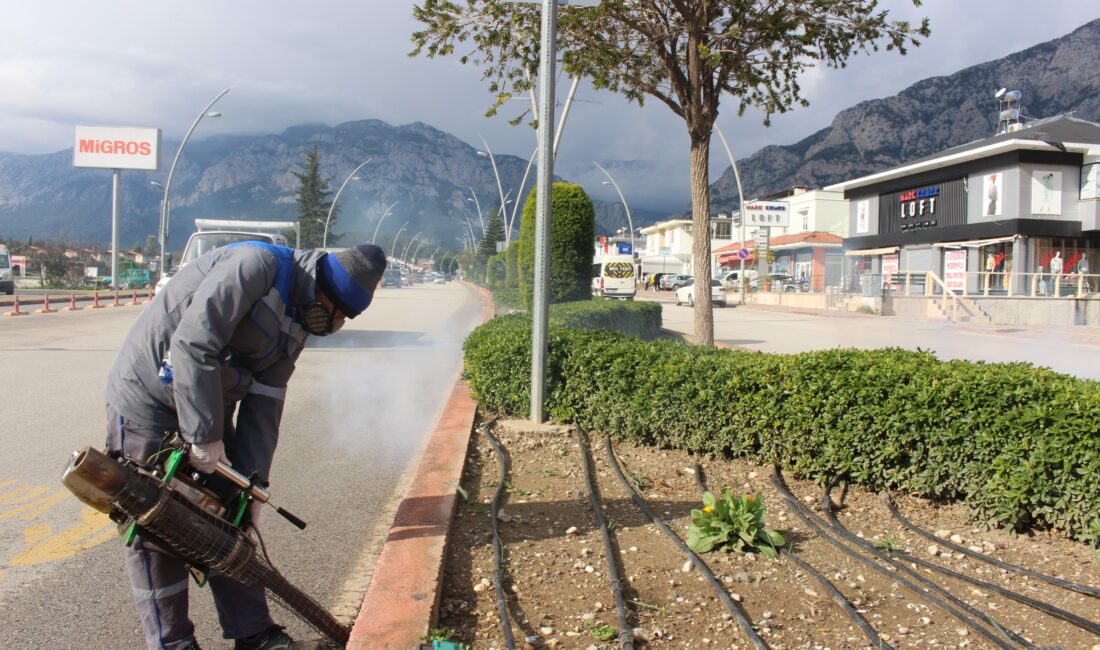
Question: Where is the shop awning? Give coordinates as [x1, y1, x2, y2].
[844, 246, 899, 256]
[717, 252, 756, 266]
[932, 235, 1019, 249]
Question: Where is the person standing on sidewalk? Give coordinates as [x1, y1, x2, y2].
[104, 242, 386, 650]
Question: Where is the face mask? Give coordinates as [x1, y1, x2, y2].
[300, 302, 344, 336]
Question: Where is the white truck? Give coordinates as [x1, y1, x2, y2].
[0, 245, 13, 295]
[591, 253, 637, 300]
[155, 219, 300, 293]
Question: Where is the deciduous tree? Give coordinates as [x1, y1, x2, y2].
[412, 0, 928, 344]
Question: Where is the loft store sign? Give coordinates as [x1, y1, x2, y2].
[743, 200, 789, 228]
[899, 185, 939, 218]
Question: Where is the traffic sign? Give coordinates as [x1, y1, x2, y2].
[738, 248, 750, 260]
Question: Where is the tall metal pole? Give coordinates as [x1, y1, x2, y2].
[390, 222, 409, 257]
[594, 162, 634, 253]
[530, 0, 558, 423]
[111, 170, 121, 291]
[159, 85, 232, 270]
[371, 200, 400, 245]
[411, 242, 425, 266]
[467, 187, 485, 233]
[323, 159, 371, 249]
[401, 232, 422, 264]
[715, 125, 748, 305]
[507, 146, 538, 245]
[478, 134, 508, 225]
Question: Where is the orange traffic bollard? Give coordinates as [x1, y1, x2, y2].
[36, 293, 57, 314]
[91, 290, 104, 309]
[129, 290, 140, 306]
[4, 295, 28, 317]
[109, 291, 122, 308]
[64, 293, 82, 311]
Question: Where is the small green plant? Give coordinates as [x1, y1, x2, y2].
[452, 483, 469, 503]
[873, 534, 906, 553]
[504, 483, 533, 497]
[856, 305, 876, 314]
[543, 468, 564, 478]
[686, 490, 786, 557]
[420, 627, 470, 649]
[627, 470, 648, 492]
[584, 621, 618, 642]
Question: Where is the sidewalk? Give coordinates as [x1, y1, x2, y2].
[346, 283, 493, 649]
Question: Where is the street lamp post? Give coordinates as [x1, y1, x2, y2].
[714, 125, 748, 305]
[593, 162, 635, 254]
[371, 200, 400, 245]
[466, 189, 485, 233]
[390, 222, 409, 257]
[411, 242, 425, 266]
[401, 232, 423, 265]
[323, 159, 371, 249]
[477, 135, 508, 232]
[159, 86, 232, 270]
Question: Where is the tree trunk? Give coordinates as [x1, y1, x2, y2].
[689, 133, 714, 346]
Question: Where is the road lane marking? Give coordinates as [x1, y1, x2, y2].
[0, 479, 119, 570]
[9, 507, 116, 566]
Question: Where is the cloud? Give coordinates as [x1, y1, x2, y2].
[3, 0, 1100, 212]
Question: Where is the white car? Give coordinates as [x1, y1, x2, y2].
[675, 278, 726, 307]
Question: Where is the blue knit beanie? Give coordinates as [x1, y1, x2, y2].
[317, 244, 387, 318]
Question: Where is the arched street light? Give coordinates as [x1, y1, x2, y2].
[390, 222, 409, 258]
[411, 242, 425, 266]
[371, 200, 400, 245]
[466, 188, 484, 233]
[714, 125, 748, 305]
[477, 134, 507, 231]
[401, 232, 423, 265]
[323, 159, 371, 249]
[593, 162, 635, 254]
[159, 85, 233, 270]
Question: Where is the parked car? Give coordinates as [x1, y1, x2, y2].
[659, 274, 692, 291]
[718, 269, 758, 291]
[381, 268, 402, 288]
[675, 278, 726, 307]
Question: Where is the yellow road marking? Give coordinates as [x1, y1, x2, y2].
[9, 507, 117, 566]
[0, 490, 69, 521]
[0, 479, 17, 491]
[0, 485, 44, 504]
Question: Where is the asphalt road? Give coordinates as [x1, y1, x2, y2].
[0, 281, 486, 649]
[659, 300, 1100, 380]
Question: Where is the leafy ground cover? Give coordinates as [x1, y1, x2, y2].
[437, 418, 1100, 649]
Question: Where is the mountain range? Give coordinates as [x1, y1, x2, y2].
[1, 18, 1098, 251]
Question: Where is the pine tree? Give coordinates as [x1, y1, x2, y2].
[292, 146, 335, 248]
[475, 208, 505, 268]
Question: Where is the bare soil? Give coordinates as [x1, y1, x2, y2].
[437, 417, 1100, 650]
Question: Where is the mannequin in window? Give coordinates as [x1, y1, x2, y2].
[1050, 252, 1063, 294]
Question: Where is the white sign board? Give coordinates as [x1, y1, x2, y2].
[944, 250, 966, 292]
[1031, 170, 1062, 215]
[743, 200, 789, 228]
[73, 125, 161, 170]
[881, 253, 899, 290]
[1080, 163, 1099, 200]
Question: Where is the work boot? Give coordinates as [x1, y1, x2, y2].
[180, 641, 203, 650]
[233, 624, 293, 650]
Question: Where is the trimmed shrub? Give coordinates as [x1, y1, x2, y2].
[517, 183, 596, 309]
[463, 318, 1100, 544]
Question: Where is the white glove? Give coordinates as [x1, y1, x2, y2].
[188, 440, 231, 474]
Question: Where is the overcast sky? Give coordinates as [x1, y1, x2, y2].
[4, 1, 1099, 212]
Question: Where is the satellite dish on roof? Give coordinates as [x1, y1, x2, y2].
[994, 88, 1007, 98]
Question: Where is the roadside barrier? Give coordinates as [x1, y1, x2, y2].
[108, 291, 122, 308]
[36, 293, 57, 314]
[4, 295, 28, 317]
[91, 291, 104, 309]
[64, 293, 82, 311]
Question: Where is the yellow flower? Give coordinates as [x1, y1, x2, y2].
[702, 505, 714, 513]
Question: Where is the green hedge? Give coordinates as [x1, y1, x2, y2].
[463, 317, 1100, 543]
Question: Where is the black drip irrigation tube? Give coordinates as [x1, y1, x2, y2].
[483, 423, 517, 650]
[690, 458, 893, 649]
[820, 482, 1100, 639]
[880, 492, 1100, 599]
[601, 434, 769, 650]
[771, 468, 1024, 650]
[574, 427, 636, 650]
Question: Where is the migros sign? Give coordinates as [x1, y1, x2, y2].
[73, 126, 161, 171]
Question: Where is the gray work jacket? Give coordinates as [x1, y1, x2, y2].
[105, 245, 322, 479]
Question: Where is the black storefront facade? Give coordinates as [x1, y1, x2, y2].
[827, 116, 1100, 302]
